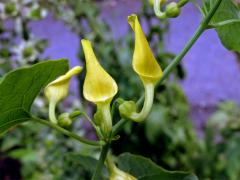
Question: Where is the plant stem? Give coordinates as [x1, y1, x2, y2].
[113, 0, 223, 135]
[157, 0, 222, 86]
[178, 0, 189, 7]
[112, 118, 129, 136]
[91, 140, 111, 180]
[31, 117, 104, 147]
[69, 110, 103, 139]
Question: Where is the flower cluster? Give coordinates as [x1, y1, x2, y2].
[44, 13, 163, 180]
[44, 14, 163, 134]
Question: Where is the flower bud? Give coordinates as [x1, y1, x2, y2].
[128, 14, 163, 85]
[23, 47, 33, 58]
[119, 101, 137, 120]
[58, 113, 72, 127]
[4, 3, 17, 16]
[165, 2, 180, 18]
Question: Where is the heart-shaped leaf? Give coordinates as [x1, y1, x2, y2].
[0, 59, 69, 134]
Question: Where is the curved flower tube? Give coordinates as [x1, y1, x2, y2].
[81, 39, 118, 135]
[44, 66, 82, 123]
[119, 83, 154, 122]
[153, 0, 168, 19]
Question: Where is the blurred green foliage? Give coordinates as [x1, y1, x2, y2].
[0, 0, 240, 180]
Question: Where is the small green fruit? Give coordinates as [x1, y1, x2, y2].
[119, 101, 137, 119]
[165, 2, 180, 18]
[58, 113, 72, 127]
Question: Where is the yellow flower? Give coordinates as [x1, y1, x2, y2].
[118, 14, 162, 123]
[81, 39, 118, 104]
[44, 66, 82, 123]
[109, 166, 137, 180]
[128, 14, 163, 84]
[107, 154, 137, 180]
[45, 66, 82, 103]
[81, 39, 118, 135]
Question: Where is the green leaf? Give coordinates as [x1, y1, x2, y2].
[65, 153, 99, 173]
[64, 153, 107, 180]
[0, 59, 69, 134]
[203, 0, 240, 52]
[117, 153, 198, 180]
[0, 109, 31, 135]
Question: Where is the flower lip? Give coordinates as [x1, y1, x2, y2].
[81, 39, 118, 104]
[47, 66, 82, 86]
[44, 66, 82, 103]
[128, 14, 163, 84]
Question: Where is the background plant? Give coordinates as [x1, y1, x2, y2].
[0, 0, 240, 179]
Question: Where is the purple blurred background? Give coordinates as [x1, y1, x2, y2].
[29, 0, 240, 131]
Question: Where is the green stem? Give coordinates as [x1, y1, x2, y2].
[190, 0, 205, 17]
[112, 118, 128, 136]
[178, 0, 189, 7]
[70, 110, 103, 139]
[80, 111, 98, 130]
[31, 117, 104, 147]
[157, 0, 222, 86]
[113, 0, 223, 136]
[69, 110, 82, 119]
[92, 140, 111, 180]
[81, 111, 103, 139]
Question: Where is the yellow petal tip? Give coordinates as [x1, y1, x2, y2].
[127, 14, 137, 30]
[81, 39, 91, 47]
[66, 66, 83, 77]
